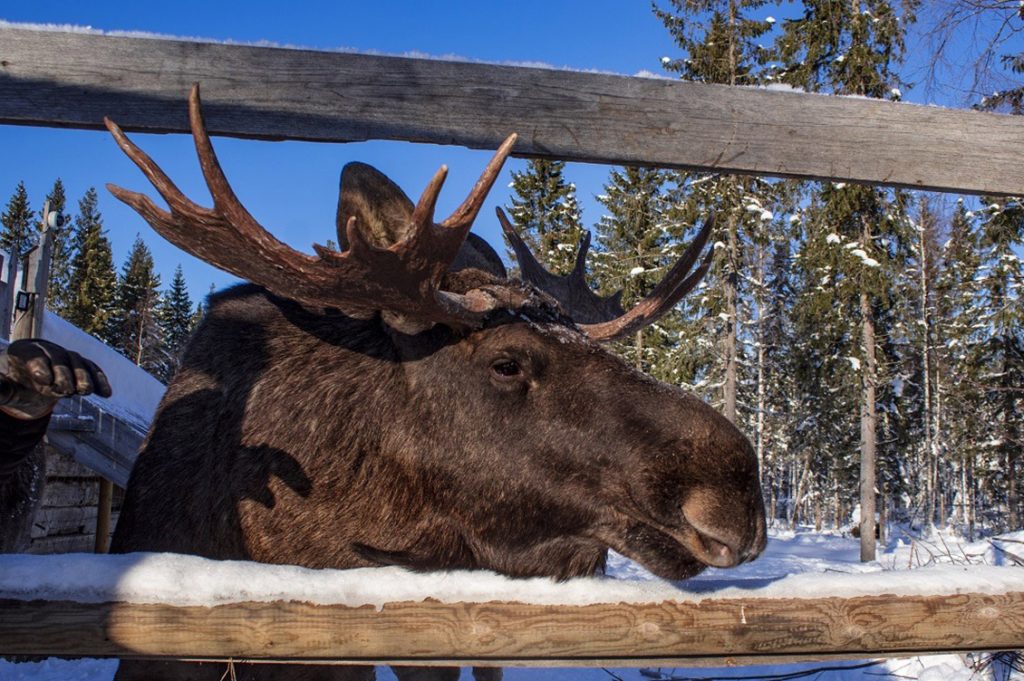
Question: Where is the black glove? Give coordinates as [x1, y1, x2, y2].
[0, 339, 113, 420]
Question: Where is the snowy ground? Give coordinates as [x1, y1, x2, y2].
[2, 527, 1022, 680]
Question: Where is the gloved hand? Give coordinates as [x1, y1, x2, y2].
[0, 339, 112, 420]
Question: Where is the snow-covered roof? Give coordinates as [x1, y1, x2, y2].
[40, 311, 164, 433]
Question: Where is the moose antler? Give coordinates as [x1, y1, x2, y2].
[105, 83, 517, 329]
[498, 207, 714, 341]
[497, 208, 625, 325]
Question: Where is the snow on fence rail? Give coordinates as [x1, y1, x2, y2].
[1, 553, 1023, 666]
[2, 24, 1024, 196]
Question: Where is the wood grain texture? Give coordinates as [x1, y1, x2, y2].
[1, 592, 1021, 665]
[2, 27, 1023, 196]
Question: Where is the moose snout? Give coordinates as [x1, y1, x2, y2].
[681, 488, 767, 568]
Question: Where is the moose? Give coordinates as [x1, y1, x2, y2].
[104, 85, 767, 681]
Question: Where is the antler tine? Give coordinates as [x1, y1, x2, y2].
[104, 116, 215, 224]
[442, 134, 518, 233]
[570, 230, 593, 283]
[187, 85, 311, 271]
[496, 207, 560, 287]
[412, 165, 449, 228]
[580, 214, 716, 341]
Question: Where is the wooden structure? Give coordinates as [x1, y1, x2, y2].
[27, 444, 122, 554]
[1, 23, 1023, 667]
[1, 586, 1022, 666]
[0, 208, 147, 554]
[1, 26, 1024, 197]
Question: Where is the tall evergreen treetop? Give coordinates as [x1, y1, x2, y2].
[1, 182, 36, 261]
[109, 236, 163, 368]
[158, 264, 196, 383]
[654, 0, 774, 85]
[504, 160, 585, 275]
[64, 187, 118, 339]
[775, 0, 917, 97]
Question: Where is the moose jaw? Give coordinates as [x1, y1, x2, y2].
[102, 84, 767, 681]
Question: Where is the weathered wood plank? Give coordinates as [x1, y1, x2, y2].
[2, 26, 1023, 196]
[40, 480, 101, 508]
[31, 506, 99, 539]
[26, 534, 98, 555]
[44, 448, 101, 478]
[0, 592, 1022, 665]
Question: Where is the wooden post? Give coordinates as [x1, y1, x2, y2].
[11, 201, 54, 342]
[0, 252, 15, 340]
[94, 479, 114, 553]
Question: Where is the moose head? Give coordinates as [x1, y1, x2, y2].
[104, 85, 766, 585]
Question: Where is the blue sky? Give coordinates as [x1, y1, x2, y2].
[0, 1, 990, 299]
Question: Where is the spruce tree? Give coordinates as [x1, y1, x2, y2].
[592, 167, 674, 377]
[655, 0, 774, 425]
[1, 182, 36, 261]
[158, 264, 196, 383]
[108, 236, 163, 375]
[504, 160, 585, 275]
[774, 0, 918, 558]
[974, 196, 1024, 530]
[40, 178, 75, 312]
[64, 188, 118, 339]
[935, 201, 984, 538]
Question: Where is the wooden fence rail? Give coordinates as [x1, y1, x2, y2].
[2, 26, 1024, 196]
[2, 590, 1023, 666]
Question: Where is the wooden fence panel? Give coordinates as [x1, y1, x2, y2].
[2, 26, 1024, 196]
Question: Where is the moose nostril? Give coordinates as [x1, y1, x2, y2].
[696, 532, 739, 568]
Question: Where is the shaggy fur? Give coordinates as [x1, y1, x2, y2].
[110, 163, 766, 681]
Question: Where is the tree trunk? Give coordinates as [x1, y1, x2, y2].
[1005, 344, 1020, 531]
[878, 484, 887, 544]
[859, 222, 878, 562]
[755, 241, 767, 483]
[791, 450, 813, 530]
[967, 457, 976, 542]
[723, 210, 738, 424]
[919, 208, 937, 530]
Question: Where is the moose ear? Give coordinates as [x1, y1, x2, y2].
[336, 162, 416, 250]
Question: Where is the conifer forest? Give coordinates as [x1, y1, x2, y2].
[2, 1, 1021, 542]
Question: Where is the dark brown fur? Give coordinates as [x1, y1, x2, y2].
[110, 162, 765, 681]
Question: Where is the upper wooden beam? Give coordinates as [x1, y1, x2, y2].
[1, 590, 1023, 666]
[1, 26, 1022, 196]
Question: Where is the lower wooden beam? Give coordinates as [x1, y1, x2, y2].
[1, 591, 1021, 665]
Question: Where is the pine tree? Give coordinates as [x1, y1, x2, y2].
[1, 182, 36, 261]
[935, 200, 984, 538]
[974, 196, 1024, 530]
[40, 178, 75, 312]
[108, 236, 163, 375]
[774, 0, 918, 559]
[64, 188, 118, 339]
[504, 160, 585, 275]
[158, 264, 196, 383]
[655, 0, 775, 425]
[592, 167, 674, 377]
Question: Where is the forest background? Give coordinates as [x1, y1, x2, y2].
[1, 1, 1021, 548]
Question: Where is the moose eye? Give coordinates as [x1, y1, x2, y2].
[490, 359, 522, 379]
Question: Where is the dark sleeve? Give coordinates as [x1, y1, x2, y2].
[0, 410, 51, 477]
